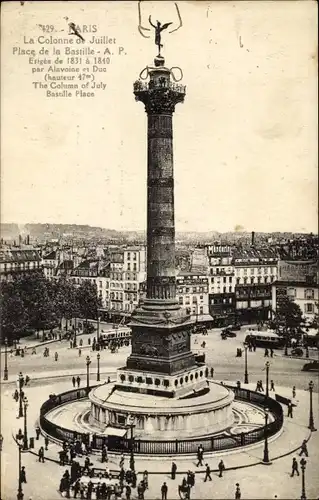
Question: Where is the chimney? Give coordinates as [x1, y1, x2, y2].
[251, 231, 255, 246]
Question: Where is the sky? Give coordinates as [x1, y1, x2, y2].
[1, 1, 318, 233]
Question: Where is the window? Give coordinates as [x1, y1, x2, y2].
[199, 306, 203, 314]
[250, 268, 254, 275]
[305, 289, 314, 300]
[179, 296, 183, 305]
[192, 287, 196, 293]
[236, 278, 240, 285]
[223, 286, 226, 293]
[243, 268, 247, 276]
[133, 253, 137, 260]
[287, 288, 296, 298]
[192, 296, 197, 304]
[127, 252, 131, 260]
[305, 303, 314, 313]
[133, 263, 137, 271]
[229, 277, 232, 283]
[185, 296, 190, 305]
[258, 268, 261, 274]
[229, 286, 232, 293]
[243, 278, 247, 285]
[127, 263, 131, 271]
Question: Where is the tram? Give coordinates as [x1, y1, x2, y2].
[244, 330, 286, 349]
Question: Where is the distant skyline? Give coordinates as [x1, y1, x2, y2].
[2, 1, 318, 234]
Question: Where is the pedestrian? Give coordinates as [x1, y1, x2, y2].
[218, 459, 225, 477]
[196, 444, 204, 466]
[210, 367, 214, 378]
[299, 440, 309, 457]
[255, 380, 260, 392]
[0, 434, 3, 452]
[171, 461, 177, 480]
[72, 376, 76, 388]
[38, 446, 45, 463]
[107, 376, 111, 383]
[87, 481, 93, 500]
[55, 352, 58, 361]
[125, 485, 131, 500]
[259, 380, 264, 392]
[76, 376, 81, 388]
[264, 348, 269, 357]
[35, 426, 41, 440]
[44, 436, 49, 451]
[20, 466, 27, 483]
[25, 375, 30, 386]
[14, 389, 19, 402]
[119, 452, 125, 469]
[73, 479, 80, 498]
[292, 386, 296, 399]
[270, 348, 274, 358]
[78, 348, 82, 357]
[204, 463, 212, 482]
[235, 482, 241, 499]
[131, 470, 137, 488]
[161, 482, 168, 500]
[143, 470, 148, 489]
[137, 481, 145, 500]
[270, 380, 275, 391]
[290, 457, 299, 477]
[119, 467, 125, 487]
[80, 338, 83, 347]
[287, 401, 293, 418]
[101, 444, 108, 463]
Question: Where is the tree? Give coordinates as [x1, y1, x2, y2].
[275, 296, 303, 335]
[52, 278, 79, 330]
[76, 280, 102, 327]
[0, 282, 29, 343]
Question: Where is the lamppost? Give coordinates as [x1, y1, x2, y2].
[96, 353, 100, 382]
[262, 407, 271, 465]
[74, 317, 77, 348]
[4, 337, 8, 380]
[128, 415, 135, 472]
[23, 397, 29, 450]
[86, 355, 91, 390]
[243, 342, 249, 384]
[300, 458, 307, 500]
[18, 372, 24, 418]
[265, 361, 270, 399]
[97, 316, 100, 344]
[308, 380, 317, 432]
[17, 442, 24, 500]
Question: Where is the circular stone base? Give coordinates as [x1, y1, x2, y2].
[88, 381, 234, 440]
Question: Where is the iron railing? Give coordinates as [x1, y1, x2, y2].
[39, 385, 283, 455]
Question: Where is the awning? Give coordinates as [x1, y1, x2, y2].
[105, 426, 127, 437]
[191, 314, 215, 323]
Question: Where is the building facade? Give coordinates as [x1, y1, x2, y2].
[176, 271, 210, 321]
[207, 244, 236, 326]
[0, 248, 42, 282]
[233, 248, 278, 323]
[272, 260, 319, 323]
